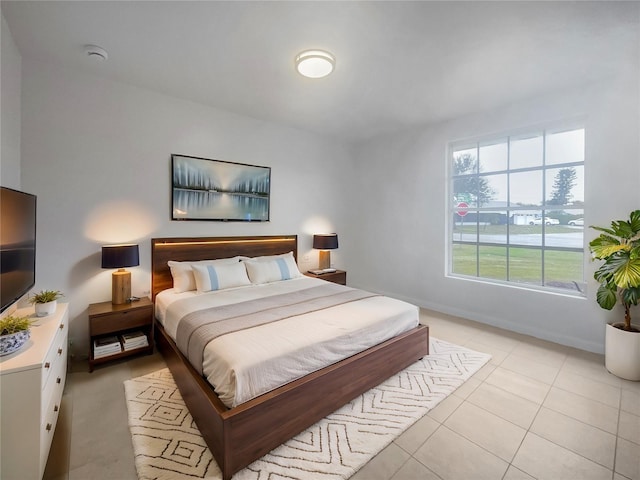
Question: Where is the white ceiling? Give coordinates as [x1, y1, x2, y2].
[2, 1, 638, 144]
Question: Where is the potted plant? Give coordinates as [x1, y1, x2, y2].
[0, 315, 33, 356]
[589, 209, 640, 380]
[29, 290, 63, 317]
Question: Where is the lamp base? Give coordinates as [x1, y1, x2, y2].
[112, 269, 131, 305]
[318, 250, 331, 270]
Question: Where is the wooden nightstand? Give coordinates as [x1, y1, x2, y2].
[304, 269, 347, 285]
[88, 297, 154, 372]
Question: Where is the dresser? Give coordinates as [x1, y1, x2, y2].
[0, 303, 69, 480]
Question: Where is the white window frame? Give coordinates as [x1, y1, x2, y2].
[446, 121, 586, 296]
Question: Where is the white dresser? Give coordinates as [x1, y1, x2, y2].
[0, 303, 68, 480]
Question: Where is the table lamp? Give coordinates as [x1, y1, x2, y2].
[313, 234, 338, 270]
[101, 244, 139, 304]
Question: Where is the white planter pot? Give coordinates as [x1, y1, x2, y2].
[34, 300, 57, 317]
[605, 323, 640, 381]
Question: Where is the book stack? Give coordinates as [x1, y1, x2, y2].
[121, 331, 149, 351]
[93, 335, 122, 359]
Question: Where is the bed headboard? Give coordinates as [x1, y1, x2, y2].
[150, 235, 298, 300]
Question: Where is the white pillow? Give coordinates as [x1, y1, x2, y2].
[249, 252, 302, 276]
[249, 251, 297, 264]
[192, 262, 251, 293]
[244, 252, 302, 284]
[168, 256, 244, 292]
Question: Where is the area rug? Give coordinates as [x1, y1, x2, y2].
[124, 337, 491, 480]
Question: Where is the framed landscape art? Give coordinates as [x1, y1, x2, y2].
[171, 154, 271, 221]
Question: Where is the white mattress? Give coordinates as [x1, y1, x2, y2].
[156, 276, 419, 408]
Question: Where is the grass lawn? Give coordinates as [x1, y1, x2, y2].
[452, 244, 583, 286]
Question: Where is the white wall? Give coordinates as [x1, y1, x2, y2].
[1, 12, 21, 189]
[20, 60, 353, 357]
[348, 74, 639, 354]
[14, 25, 639, 359]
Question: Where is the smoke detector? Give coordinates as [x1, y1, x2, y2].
[84, 44, 108, 61]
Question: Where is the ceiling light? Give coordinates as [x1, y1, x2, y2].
[84, 44, 108, 61]
[295, 50, 335, 79]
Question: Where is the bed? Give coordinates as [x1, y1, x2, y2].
[151, 235, 430, 480]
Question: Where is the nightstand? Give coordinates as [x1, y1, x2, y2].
[88, 297, 154, 372]
[305, 269, 347, 285]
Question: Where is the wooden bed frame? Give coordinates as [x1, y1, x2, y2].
[151, 235, 430, 480]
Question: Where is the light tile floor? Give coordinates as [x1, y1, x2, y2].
[44, 309, 640, 480]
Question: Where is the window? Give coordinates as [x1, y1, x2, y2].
[449, 125, 585, 294]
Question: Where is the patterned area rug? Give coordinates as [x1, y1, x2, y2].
[124, 338, 491, 480]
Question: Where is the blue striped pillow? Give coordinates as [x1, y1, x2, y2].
[192, 262, 251, 292]
[244, 252, 302, 284]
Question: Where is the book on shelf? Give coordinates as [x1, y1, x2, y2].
[93, 335, 122, 358]
[122, 339, 148, 350]
[94, 344, 121, 351]
[120, 331, 148, 351]
[93, 345, 122, 358]
[94, 335, 120, 348]
[122, 341, 148, 351]
[121, 331, 147, 343]
[94, 349, 121, 359]
[94, 343, 121, 353]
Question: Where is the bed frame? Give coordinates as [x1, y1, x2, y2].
[151, 235, 430, 480]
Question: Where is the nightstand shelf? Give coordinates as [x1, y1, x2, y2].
[88, 297, 154, 371]
[304, 269, 347, 285]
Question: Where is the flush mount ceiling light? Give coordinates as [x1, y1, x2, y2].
[295, 50, 335, 78]
[84, 44, 108, 61]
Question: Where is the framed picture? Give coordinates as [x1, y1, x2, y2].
[171, 154, 271, 221]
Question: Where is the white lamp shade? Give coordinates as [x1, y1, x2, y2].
[295, 50, 335, 78]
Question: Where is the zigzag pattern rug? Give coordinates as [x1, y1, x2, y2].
[124, 338, 491, 479]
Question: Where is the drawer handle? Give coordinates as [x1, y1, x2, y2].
[44, 362, 51, 369]
[54, 405, 59, 412]
[58, 348, 63, 355]
[46, 423, 52, 432]
[56, 377, 61, 384]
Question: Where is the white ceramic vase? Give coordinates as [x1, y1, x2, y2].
[605, 323, 640, 381]
[35, 300, 57, 317]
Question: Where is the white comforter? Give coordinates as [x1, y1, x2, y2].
[156, 276, 419, 408]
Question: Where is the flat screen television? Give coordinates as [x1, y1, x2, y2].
[0, 187, 37, 313]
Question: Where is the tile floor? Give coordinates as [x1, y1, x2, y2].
[43, 309, 640, 480]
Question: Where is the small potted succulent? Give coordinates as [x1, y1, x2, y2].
[29, 290, 64, 317]
[0, 315, 33, 356]
[589, 209, 640, 380]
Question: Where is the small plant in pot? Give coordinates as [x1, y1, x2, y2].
[0, 315, 33, 356]
[29, 290, 64, 317]
[589, 209, 640, 380]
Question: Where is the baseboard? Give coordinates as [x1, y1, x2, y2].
[350, 282, 604, 355]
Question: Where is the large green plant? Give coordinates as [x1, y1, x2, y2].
[589, 210, 640, 331]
